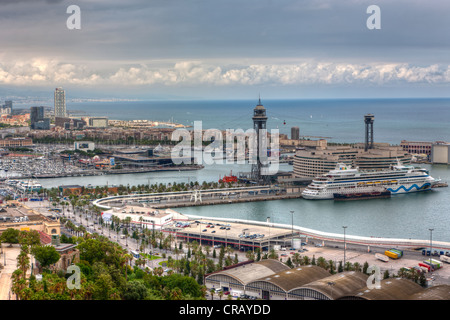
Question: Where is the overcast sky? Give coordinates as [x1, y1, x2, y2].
[1, 0, 450, 100]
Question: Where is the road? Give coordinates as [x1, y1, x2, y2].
[0, 245, 21, 300]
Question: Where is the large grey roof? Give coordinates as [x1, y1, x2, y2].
[408, 285, 450, 300]
[206, 259, 290, 285]
[299, 271, 369, 299]
[250, 265, 331, 292]
[341, 278, 423, 300]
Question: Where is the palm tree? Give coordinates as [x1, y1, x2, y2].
[344, 261, 353, 271]
[317, 257, 328, 270]
[302, 255, 310, 266]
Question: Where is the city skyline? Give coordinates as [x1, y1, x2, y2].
[0, 0, 449, 100]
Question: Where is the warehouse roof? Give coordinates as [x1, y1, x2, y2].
[298, 271, 369, 300]
[249, 265, 331, 292]
[408, 285, 450, 300]
[206, 259, 289, 285]
[340, 278, 423, 300]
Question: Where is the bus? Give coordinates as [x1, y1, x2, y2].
[131, 250, 140, 259]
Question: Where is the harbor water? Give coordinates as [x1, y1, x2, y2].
[36, 162, 450, 243]
[24, 98, 450, 242]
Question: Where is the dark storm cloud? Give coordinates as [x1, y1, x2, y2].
[1, 0, 450, 62]
[0, 0, 450, 98]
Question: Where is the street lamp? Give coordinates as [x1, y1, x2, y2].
[429, 228, 434, 263]
[343, 226, 347, 268]
[290, 210, 294, 249]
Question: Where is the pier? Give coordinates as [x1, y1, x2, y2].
[93, 185, 303, 209]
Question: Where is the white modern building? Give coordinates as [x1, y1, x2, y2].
[101, 206, 187, 230]
[74, 141, 95, 151]
[54, 87, 67, 118]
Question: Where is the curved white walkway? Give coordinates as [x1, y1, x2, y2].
[93, 197, 450, 251]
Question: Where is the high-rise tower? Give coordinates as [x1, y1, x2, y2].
[251, 98, 270, 184]
[364, 114, 374, 151]
[291, 126, 300, 140]
[54, 87, 66, 118]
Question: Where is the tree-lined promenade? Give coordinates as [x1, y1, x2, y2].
[0, 184, 428, 300]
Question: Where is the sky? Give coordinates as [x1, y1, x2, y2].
[1, 0, 450, 101]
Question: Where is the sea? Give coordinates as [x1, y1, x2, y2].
[37, 98, 450, 242]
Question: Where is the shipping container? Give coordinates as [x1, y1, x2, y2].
[384, 250, 399, 259]
[390, 249, 403, 257]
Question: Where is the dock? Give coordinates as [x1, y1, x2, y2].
[93, 186, 304, 210]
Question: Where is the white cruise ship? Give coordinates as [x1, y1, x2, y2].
[302, 162, 440, 200]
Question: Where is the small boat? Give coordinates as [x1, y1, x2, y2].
[219, 171, 238, 183]
[375, 253, 389, 262]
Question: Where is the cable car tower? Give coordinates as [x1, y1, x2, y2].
[251, 97, 270, 185]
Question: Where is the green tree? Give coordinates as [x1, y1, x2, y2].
[123, 280, 148, 300]
[419, 272, 427, 287]
[338, 261, 343, 273]
[31, 245, 61, 271]
[0, 228, 20, 245]
[363, 261, 369, 274]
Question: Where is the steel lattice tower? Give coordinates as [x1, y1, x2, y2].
[364, 114, 374, 151]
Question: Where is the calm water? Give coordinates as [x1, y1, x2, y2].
[68, 98, 450, 144]
[38, 162, 450, 242]
[36, 98, 450, 242]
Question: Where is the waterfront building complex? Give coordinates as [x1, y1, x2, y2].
[293, 141, 412, 178]
[0, 137, 33, 148]
[54, 87, 67, 118]
[400, 140, 434, 156]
